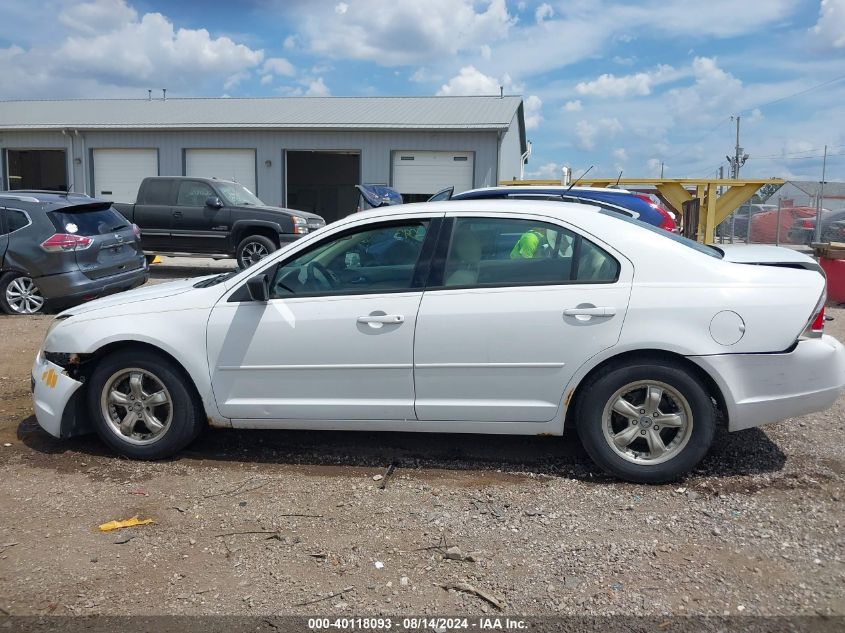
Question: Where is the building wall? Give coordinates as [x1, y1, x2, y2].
[498, 111, 525, 182]
[0, 129, 508, 205]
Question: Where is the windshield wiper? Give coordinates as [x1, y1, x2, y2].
[193, 271, 237, 288]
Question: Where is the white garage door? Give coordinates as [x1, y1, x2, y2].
[392, 151, 474, 196]
[185, 149, 256, 194]
[93, 149, 158, 203]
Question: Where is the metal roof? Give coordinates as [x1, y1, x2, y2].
[0, 96, 524, 132]
[782, 180, 845, 199]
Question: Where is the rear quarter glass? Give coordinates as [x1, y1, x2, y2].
[49, 208, 130, 236]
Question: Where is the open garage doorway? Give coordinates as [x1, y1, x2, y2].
[6, 149, 67, 191]
[286, 151, 360, 224]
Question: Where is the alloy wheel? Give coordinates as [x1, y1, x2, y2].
[242, 242, 269, 266]
[601, 380, 694, 465]
[5, 276, 44, 314]
[100, 368, 173, 445]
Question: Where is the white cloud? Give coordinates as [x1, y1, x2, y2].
[811, 0, 845, 48]
[305, 77, 330, 96]
[262, 57, 296, 77]
[224, 71, 250, 90]
[335, 2, 349, 15]
[0, 1, 265, 98]
[535, 3, 554, 23]
[665, 57, 742, 122]
[298, 0, 515, 66]
[575, 65, 678, 97]
[58, 0, 137, 34]
[436, 65, 507, 96]
[525, 162, 563, 179]
[283, 34, 298, 49]
[58, 11, 263, 84]
[613, 148, 628, 162]
[574, 118, 622, 150]
[260, 74, 273, 85]
[523, 95, 543, 130]
[480, 44, 492, 60]
[563, 100, 583, 112]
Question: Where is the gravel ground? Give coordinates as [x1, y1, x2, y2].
[0, 258, 843, 618]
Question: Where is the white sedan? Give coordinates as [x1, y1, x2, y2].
[32, 200, 845, 482]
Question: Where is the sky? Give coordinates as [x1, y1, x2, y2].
[1, 0, 844, 183]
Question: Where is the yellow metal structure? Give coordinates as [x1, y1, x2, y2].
[498, 178, 784, 242]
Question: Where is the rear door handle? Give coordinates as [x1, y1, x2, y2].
[357, 314, 404, 324]
[563, 307, 616, 318]
[173, 211, 183, 218]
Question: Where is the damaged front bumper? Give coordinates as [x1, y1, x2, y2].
[31, 350, 84, 438]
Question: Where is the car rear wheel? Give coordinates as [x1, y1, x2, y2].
[575, 360, 715, 483]
[87, 349, 205, 459]
[0, 272, 45, 315]
[236, 235, 277, 269]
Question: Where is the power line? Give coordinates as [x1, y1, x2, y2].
[746, 151, 845, 161]
[739, 73, 845, 114]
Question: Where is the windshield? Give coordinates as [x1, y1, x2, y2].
[216, 182, 264, 206]
[599, 210, 723, 258]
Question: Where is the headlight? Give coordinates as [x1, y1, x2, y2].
[292, 216, 309, 235]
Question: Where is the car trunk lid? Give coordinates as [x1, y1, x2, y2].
[48, 202, 144, 280]
[717, 244, 822, 273]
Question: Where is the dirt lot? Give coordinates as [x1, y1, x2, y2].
[0, 258, 843, 619]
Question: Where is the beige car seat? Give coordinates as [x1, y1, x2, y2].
[445, 229, 482, 286]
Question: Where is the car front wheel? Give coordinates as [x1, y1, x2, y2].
[87, 349, 205, 459]
[0, 272, 45, 315]
[575, 360, 715, 483]
[236, 235, 277, 268]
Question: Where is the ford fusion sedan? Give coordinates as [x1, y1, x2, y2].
[32, 200, 844, 483]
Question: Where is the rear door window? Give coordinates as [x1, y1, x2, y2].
[50, 207, 130, 236]
[6, 209, 30, 233]
[139, 179, 173, 205]
[438, 217, 619, 287]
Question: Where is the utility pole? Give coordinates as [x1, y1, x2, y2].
[726, 115, 749, 178]
[660, 161, 664, 178]
[814, 144, 828, 244]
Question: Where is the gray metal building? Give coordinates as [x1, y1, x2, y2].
[0, 95, 527, 223]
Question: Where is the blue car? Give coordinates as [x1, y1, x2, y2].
[434, 185, 677, 232]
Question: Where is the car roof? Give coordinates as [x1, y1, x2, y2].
[0, 191, 94, 203]
[457, 185, 633, 196]
[349, 198, 611, 226]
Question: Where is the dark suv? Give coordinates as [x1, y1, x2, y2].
[0, 192, 148, 315]
[114, 177, 326, 268]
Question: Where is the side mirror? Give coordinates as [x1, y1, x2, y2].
[246, 273, 270, 302]
[205, 196, 223, 209]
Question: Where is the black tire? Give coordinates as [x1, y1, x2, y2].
[236, 234, 277, 269]
[86, 348, 205, 459]
[575, 359, 715, 484]
[0, 271, 45, 315]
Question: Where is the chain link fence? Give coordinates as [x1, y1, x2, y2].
[715, 188, 845, 246]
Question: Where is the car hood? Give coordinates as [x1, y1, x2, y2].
[249, 205, 324, 221]
[717, 244, 816, 265]
[60, 276, 208, 317]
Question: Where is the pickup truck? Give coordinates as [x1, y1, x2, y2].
[114, 177, 325, 267]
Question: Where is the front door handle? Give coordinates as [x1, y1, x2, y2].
[357, 314, 404, 324]
[173, 211, 183, 218]
[563, 306, 616, 318]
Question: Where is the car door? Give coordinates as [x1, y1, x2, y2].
[133, 178, 176, 251]
[206, 213, 442, 422]
[172, 180, 230, 252]
[413, 212, 633, 423]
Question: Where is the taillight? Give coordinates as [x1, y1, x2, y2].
[801, 293, 826, 339]
[132, 223, 141, 238]
[801, 219, 813, 229]
[811, 305, 825, 333]
[41, 233, 93, 252]
[658, 210, 676, 232]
